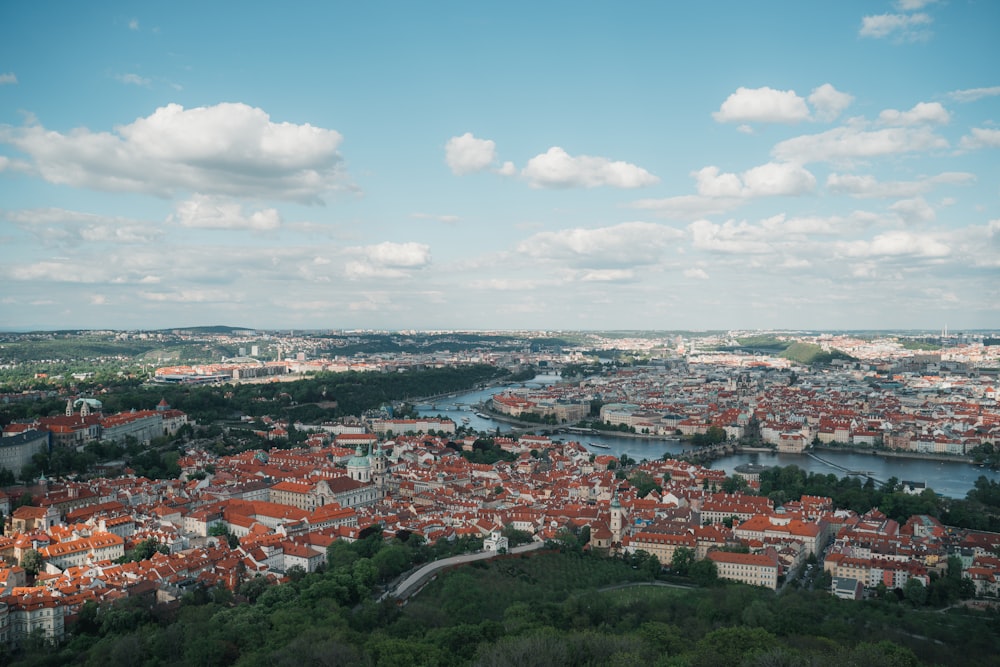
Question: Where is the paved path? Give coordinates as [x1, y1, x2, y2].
[386, 541, 546, 601]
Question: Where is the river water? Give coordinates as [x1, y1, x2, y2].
[416, 375, 999, 499]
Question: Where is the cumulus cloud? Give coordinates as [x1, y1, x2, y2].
[948, 86, 1000, 103]
[128, 18, 139, 30]
[170, 195, 282, 230]
[521, 147, 658, 189]
[0, 72, 16, 85]
[878, 101, 949, 126]
[0, 102, 348, 202]
[445, 132, 498, 175]
[345, 241, 431, 280]
[890, 197, 935, 224]
[713, 86, 810, 124]
[859, 13, 932, 40]
[518, 221, 682, 267]
[959, 128, 1000, 150]
[696, 162, 817, 198]
[808, 84, 854, 122]
[772, 125, 947, 164]
[826, 171, 974, 198]
[116, 73, 150, 87]
[838, 231, 950, 258]
[688, 219, 773, 255]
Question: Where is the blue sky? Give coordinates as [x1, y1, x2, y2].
[1, 1, 998, 332]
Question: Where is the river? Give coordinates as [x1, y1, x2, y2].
[416, 375, 999, 499]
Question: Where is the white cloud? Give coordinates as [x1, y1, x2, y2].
[0, 72, 16, 85]
[116, 73, 150, 87]
[895, 0, 936, 10]
[712, 86, 810, 124]
[521, 147, 658, 189]
[695, 162, 816, 198]
[878, 101, 949, 126]
[826, 171, 974, 198]
[3, 207, 164, 244]
[128, 18, 139, 30]
[688, 219, 773, 255]
[445, 132, 498, 175]
[577, 269, 636, 283]
[0, 102, 348, 202]
[838, 231, 950, 258]
[683, 268, 709, 280]
[889, 197, 935, 224]
[948, 86, 1000, 103]
[959, 128, 1000, 150]
[808, 84, 854, 122]
[171, 195, 282, 230]
[859, 13, 932, 40]
[90, 294, 108, 305]
[345, 241, 431, 280]
[518, 221, 681, 267]
[363, 241, 431, 268]
[772, 126, 947, 164]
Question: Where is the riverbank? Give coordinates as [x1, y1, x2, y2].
[812, 445, 973, 465]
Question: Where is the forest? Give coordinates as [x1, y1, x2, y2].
[7, 528, 998, 667]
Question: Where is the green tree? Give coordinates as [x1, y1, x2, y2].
[670, 546, 696, 576]
[21, 548, 43, 576]
[689, 558, 718, 587]
[902, 577, 927, 606]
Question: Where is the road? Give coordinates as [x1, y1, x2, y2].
[385, 541, 547, 601]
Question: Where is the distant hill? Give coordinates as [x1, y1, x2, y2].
[780, 341, 854, 365]
[157, 325, 253, 335]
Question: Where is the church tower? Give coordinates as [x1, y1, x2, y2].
[370, 442, 389, 497]
[66, 399, 74, 417]
[347, 445, 371, 483]
[610, 490, 624, 544]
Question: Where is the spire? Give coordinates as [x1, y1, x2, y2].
[66, 399, 74, 417]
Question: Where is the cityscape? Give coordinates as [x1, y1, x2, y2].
[2, 0, 999, 664]
[0, 326, 999, 663]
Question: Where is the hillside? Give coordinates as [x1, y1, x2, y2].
[780, 341, 854, 365]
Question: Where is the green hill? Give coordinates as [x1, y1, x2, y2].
[780, 341, 854, 365]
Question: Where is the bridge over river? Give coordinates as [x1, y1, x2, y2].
[805, 452, 886, 485]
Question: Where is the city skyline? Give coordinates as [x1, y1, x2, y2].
[1, 1, 998, 332]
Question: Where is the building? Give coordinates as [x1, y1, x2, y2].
[0, 430, 50, 475]
[708, 550, 780, 590]
[38, 532, 125, 570]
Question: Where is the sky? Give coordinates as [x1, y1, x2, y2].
[0, 1, 998, 333]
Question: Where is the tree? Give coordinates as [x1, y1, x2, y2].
[689, 558, 718, 587]
[21, 548, 43, 576]
[903, 578, 927, 607]
[670, 546, 696, 576]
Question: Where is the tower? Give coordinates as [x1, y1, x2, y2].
[347, 445, 371, 483]
[65, 399, 74, 417]
[371, 442, 389, 497]
[610, 490, 624, 544]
